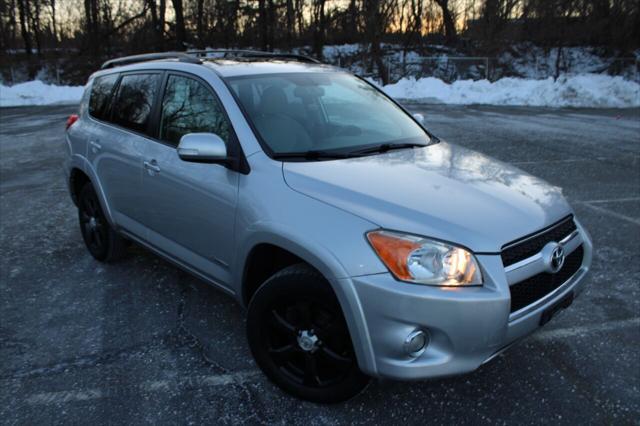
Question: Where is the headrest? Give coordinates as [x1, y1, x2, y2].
[260, 86, 288, 115]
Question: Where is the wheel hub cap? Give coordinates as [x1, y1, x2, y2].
[297, 330, 320, 352]
[88, 217, 98, 230]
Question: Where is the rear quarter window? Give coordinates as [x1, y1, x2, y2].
[88, 74, 119, 121]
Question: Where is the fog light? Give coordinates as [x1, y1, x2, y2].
[404, 330, 428, 357]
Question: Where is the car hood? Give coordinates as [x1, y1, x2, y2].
[282, 142, 572, 253]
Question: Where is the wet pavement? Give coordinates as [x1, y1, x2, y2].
[1, 104, 639, 424]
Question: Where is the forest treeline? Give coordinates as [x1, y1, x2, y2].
[0, 0, 638, 83]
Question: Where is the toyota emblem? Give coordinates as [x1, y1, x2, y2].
[550, 245, 565, 273]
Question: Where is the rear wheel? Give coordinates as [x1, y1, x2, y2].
[78, 182, 127, 262]
[247, 264, 370, 403]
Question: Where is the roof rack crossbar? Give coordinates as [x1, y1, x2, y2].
[186, 49, 321, 64]
[100, 52, 202, 70]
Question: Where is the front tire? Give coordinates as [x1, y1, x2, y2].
[77, 182, 127, 262]
[247, 264, 370, 403]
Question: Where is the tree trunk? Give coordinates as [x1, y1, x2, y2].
[267, 0, 275, 50]
[31, 0, 42, 55]
[554, 44, 564, 81]
[83, 0, 99, 53]
[17, 0, 31, 55]
[364, 0, 388, 84]
[348, 0, 358, 41]
[434, 0, 456, 45]
[9, 0, 18, 48]
[258, 0, 268, 50]
[294, 0, 304, 38]
[148, 0, 158, 38]
[159, 0, 166, 32]
[171, 0, 186, 50]
[286, 0, 294, 48]
[196, 0, 204, 48]
[91, 0, 99, 45]
[50, 0, 57, 42]
[312, 0, 326, 59]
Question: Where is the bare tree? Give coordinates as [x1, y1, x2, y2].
[311, 0, 326, 58]
[195, 0, 204, 47]
[258, 0, 268, 49]
[432, 0, 456, 45]
[479, 0, 520, 48]
[404, 0, 423, 48]
[363, 0, 395, 83]
[28, 0, 42, 55]
[285, 0, 295, 47]
[172, 0, 186, 49]
[147, 0, 164, 49]
[17, 0, 31, 54]
[49, 0, 57, 42]
[0, 0, 639, 87]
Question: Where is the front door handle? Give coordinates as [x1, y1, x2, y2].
[90, 140, 101, 153]
[144, 160, 161, 173]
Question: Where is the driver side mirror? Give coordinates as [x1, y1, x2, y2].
[177, 133, 228, 164]
[412, 113, 425, 125]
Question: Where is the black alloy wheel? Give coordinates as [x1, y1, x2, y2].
[247, 264, 370, 403]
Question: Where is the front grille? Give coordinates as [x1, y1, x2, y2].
[501, 216, 577, 267]
[509, 245, 584, 313]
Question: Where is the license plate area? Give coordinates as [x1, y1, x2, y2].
[540, 291, 574, 326]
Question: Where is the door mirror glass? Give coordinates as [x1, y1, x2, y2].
[412, 113, 425, 125]
[177, 133, 228, 163]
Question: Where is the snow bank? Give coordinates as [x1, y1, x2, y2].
[1, 74, 639, 108]
[0, 81, 84, 107]
[382, 74, 640, 108]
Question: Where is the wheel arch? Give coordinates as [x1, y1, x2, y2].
[237, 231, 377, 374]
[69, 167, 91, 206]
[67, 159, 116, 228]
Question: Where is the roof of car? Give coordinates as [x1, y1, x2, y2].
[202, 59, 338, 77]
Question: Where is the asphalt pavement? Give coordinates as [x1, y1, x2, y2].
[1, 104, 639, 425]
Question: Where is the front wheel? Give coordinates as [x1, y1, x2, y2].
[247, 264, 370, 403]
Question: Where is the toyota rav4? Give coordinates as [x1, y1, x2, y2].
[63, 50, 592, 403]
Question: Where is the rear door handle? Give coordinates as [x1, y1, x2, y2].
[144, 160, 161, 173]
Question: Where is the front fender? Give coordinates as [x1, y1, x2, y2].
[234, 226, 378, 374]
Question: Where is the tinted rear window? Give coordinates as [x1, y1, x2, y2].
[111, 73, 161, 134]
[88, 74, 118, 120]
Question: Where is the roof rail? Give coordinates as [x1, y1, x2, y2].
[99, 49, 321, 70]
[187, 49, 321, 64]
[100, 52, 202, 70]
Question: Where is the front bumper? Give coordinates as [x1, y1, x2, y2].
[344, 222, 593, 380]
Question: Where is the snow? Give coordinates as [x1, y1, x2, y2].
[0, 81, 84, 107]
[498, 44, 639, 80]
[382, 74, 640, 108]
[322, 44, 362, 58]
[1, 74, 639, 108]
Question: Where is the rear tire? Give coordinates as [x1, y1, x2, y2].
[78, 182, 127, 262]
[247, 264, 370, 403]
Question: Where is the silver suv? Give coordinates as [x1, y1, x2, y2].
[63, 51, 592, 403]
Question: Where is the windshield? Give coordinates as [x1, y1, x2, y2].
[226, 72, 432, 157]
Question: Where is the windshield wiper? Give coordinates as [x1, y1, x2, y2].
[346, 142, 429, 156]
[272, 150, 353, 161]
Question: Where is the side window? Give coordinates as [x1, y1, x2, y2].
[88, 74, 119, 120]
[160, 75, 232, 147]
[111, 73, 160, 134]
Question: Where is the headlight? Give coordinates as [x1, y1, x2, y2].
[366, 230, 483, 286]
